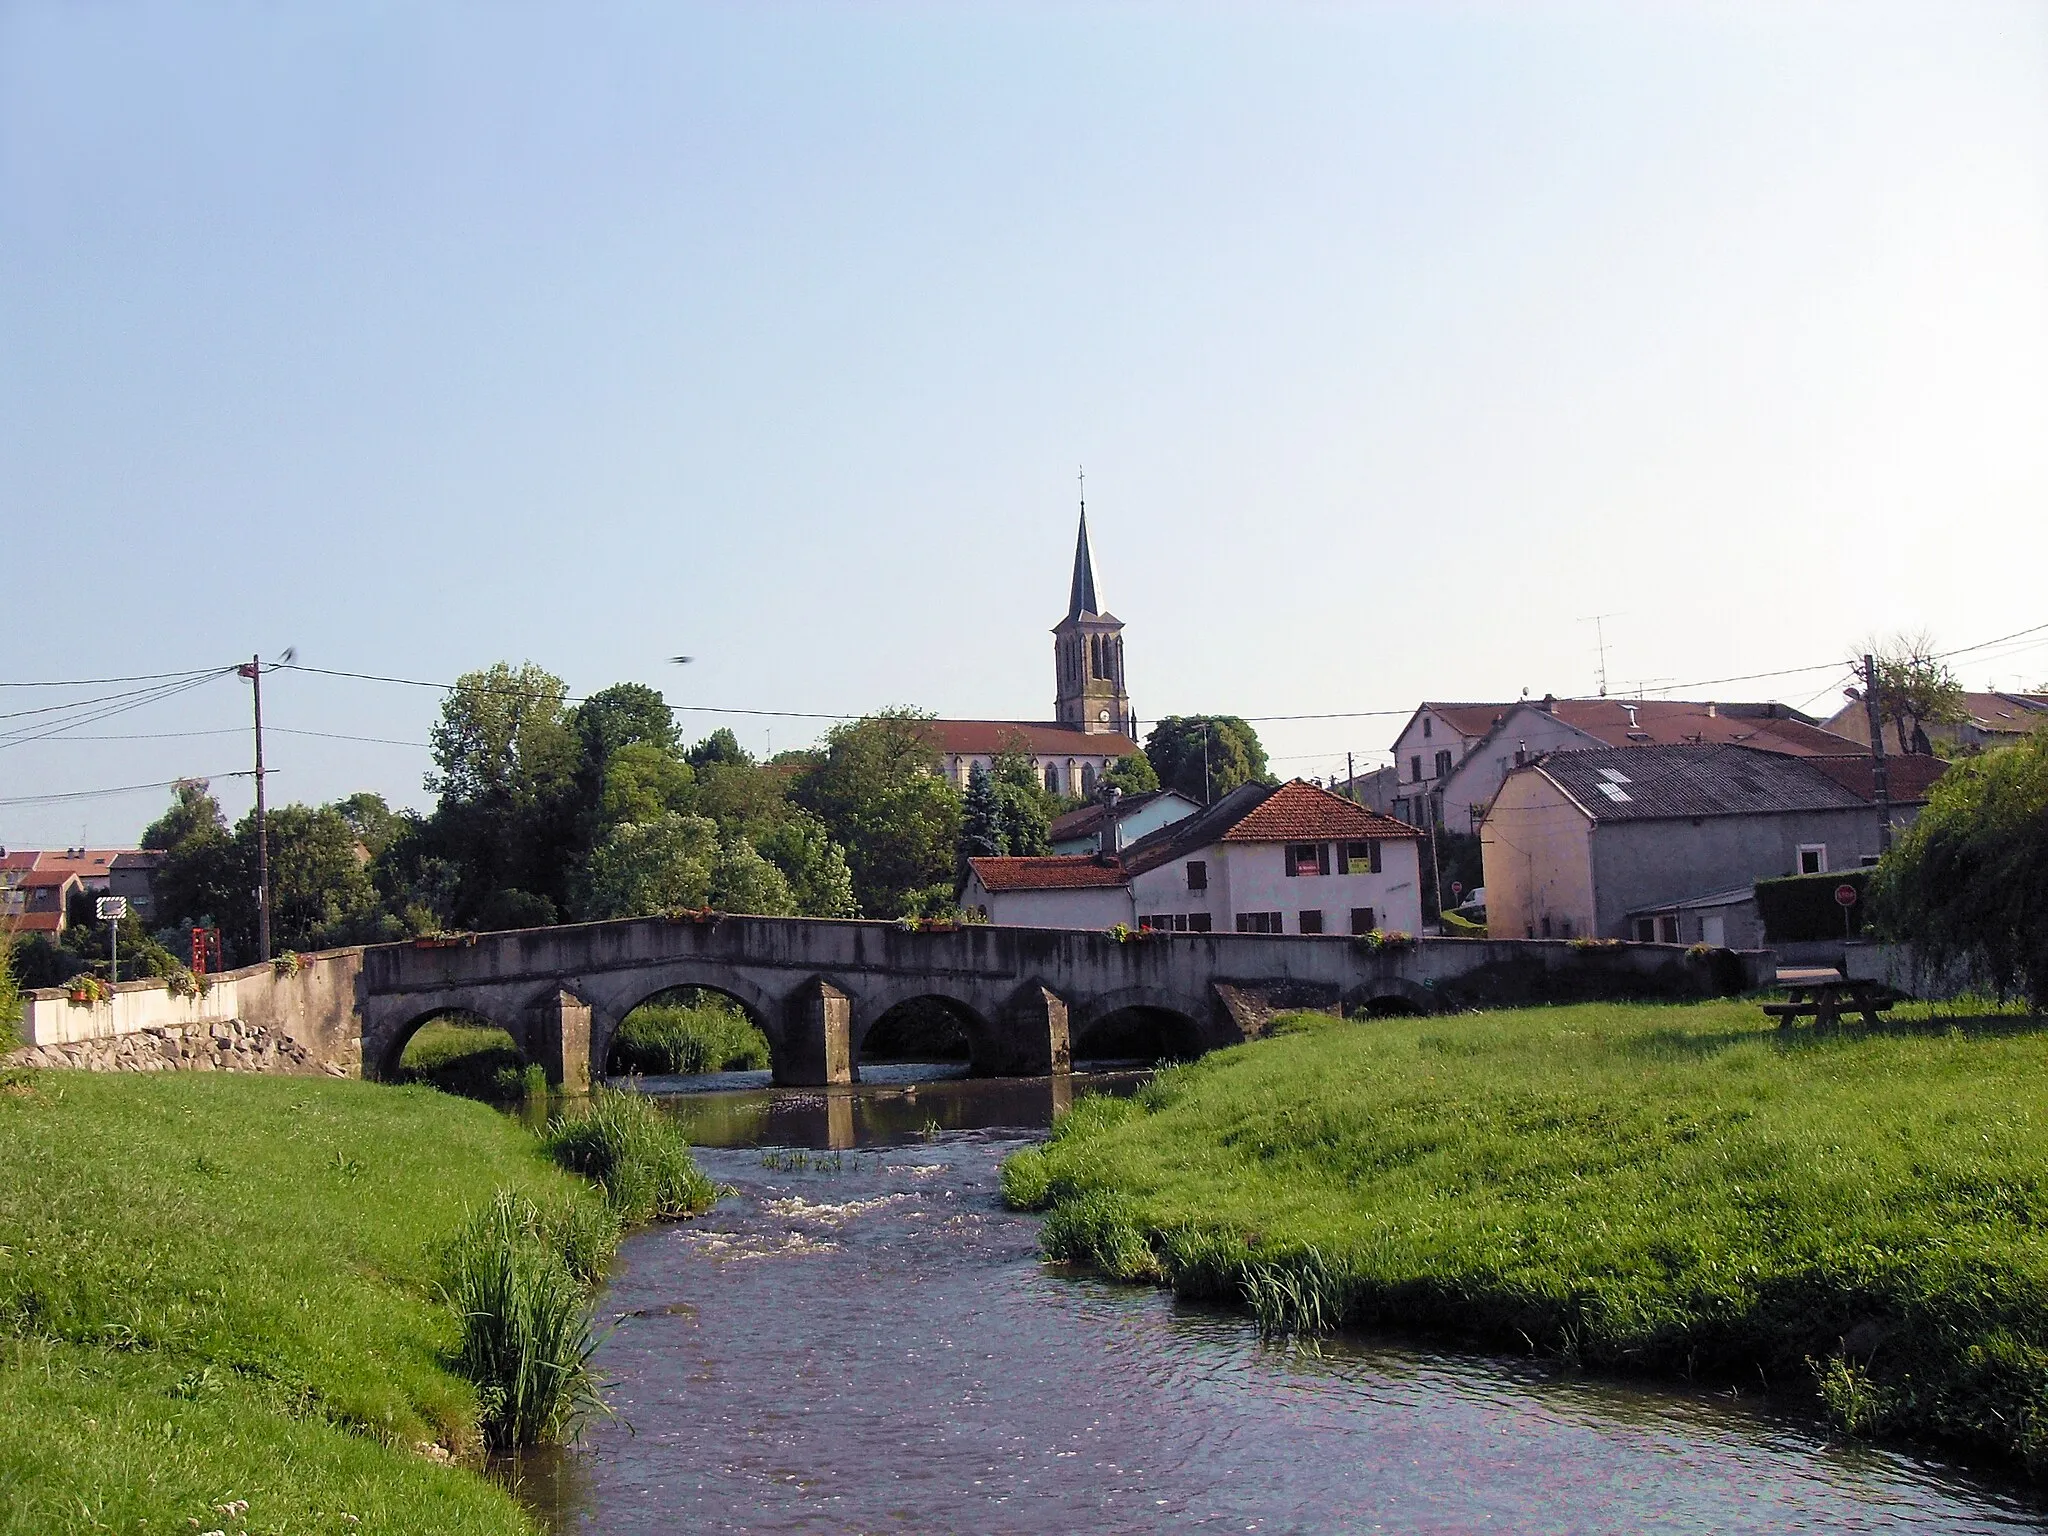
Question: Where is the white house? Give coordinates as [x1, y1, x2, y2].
[1048, 789, 1201, 855]
[959, 855, 1134, 929]
[962, 780, 1426, 937]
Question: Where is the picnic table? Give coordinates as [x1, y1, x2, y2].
[1763, 968, 1904, 1030]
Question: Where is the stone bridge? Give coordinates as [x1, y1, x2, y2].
[358, 914, 1766, 1092]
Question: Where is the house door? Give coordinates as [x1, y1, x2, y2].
[1700, 914, 1726, 949]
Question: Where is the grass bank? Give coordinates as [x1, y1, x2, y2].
[0, 1069, 711, 1532]
[1004, 998, 2048, 1475]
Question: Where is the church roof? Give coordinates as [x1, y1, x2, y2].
[922, 720, 1141, 758]
[1068, 506, 1099, 619]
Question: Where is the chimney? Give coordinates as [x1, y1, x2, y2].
[1707, 701, 1717, 718]
[1514, 740, 1528, 767]
[1540, 694, 1556, 713]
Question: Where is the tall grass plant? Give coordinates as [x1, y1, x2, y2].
[543, 1086, 717, 1223]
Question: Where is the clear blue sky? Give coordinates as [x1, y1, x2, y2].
[4, 2, 2045, 847]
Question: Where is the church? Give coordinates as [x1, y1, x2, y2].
[925, 504, 1143, 798]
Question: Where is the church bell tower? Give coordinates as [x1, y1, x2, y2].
[1052, 488, 1134, 738]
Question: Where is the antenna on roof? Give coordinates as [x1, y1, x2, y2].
[1580, 613, 1623, 698]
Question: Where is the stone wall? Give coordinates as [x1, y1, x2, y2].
[7, 1016, 347, 1075]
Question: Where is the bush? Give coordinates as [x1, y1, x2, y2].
[1755, 868, 1870, 942]
[542, 1088, 716, 1224]
[607, 994, 769, 1075]
[446, 1191, 610, 1451]
[0, 936, 20, 1048]
[395, 1019, 541, 1102]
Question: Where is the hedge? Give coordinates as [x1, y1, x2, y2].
[1755, 868, 1869, 942]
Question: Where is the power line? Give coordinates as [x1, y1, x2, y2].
[0, 769, 258, 808]
[279, 662, 860, 721]
[0, 674, 228, 750]
[0, 665, 232, 689]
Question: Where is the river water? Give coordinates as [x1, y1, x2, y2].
[516, 1068, 2045, 1534]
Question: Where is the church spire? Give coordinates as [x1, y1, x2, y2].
[1068, 471, 1099, 619]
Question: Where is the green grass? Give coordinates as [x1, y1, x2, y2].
[607, 996, 770, 1075]
[0, 1070, 611, 1533]
[542, 1087, 719, 1225]
[396, 1018, 546, 1102]
[1005, 997, 2048, 1475]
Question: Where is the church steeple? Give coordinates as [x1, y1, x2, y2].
[1068, 502, 1100, 619]
[1052, 473, 1134, 738]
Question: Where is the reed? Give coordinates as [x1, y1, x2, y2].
[609, 997, 770, 1075]
[447, 1191, 609, 1451]
[542, 1087, 717, 1224]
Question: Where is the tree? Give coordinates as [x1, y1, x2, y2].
[989, 746, 1055, 855]
[572, 682, 679, 765]
[754, 810, 858, 917]
[596, 743, 697, 827]
[791, 709, 962, 917]
[1852, 633, 1966, 756]
[582, 813, 720, 919]
[425, 662, 583, 923]
[1870, 729, 2048, 1006]
[686, 728, 753, 773]
[709, 835, 798, 915]
[1143, 716, 1271, 804]
[1101, 752, 1160, 796]
[240, 803, 385, 952]
[958, 761, 1003, 864]
[143, 780, 241, 943]
[333, 791, 403, 858]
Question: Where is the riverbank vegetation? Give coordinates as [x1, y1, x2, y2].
[396, 1017, 544, 1100]
[1005, 997, 2048, 1475]
[608, 991, 771, 1075]
[0, 1069, 715, 1529]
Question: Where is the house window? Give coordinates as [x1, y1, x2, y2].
[1393, 797, 1410, 823]
[1298, 910, 1324, 934]
[1423, 716, 1433, 739]
[1798, 844, 1827, 875]
[1435, 749, 1453, 780]
[1634, 917, 1656, 942]
[1350, 907, 1376, 935]
[1285, 843, 1328, 877]
[1337, 840, 1382, 875]
[1142, 914, 1193, 933]
[1186, 860, 1207, 892]
[1187, 913, 1212, 933]
[1411, 755, 1423, 783]
[1660, 914, 1678, 943]
[1235, 912, 1284, 934]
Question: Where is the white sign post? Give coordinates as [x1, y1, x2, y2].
[96, 895, 127, 984]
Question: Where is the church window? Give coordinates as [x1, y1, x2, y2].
[1045, 764, 1062, 794]
[1080, 764, 1096, 795]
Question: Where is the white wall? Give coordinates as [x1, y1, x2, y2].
[1128, 838, 1423, 935]
[961, 874, 1133, 930]
[1480, 770, 1597, 939]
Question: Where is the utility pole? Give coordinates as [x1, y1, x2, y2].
[1863, 652, 1892, 856]
[239, 653, 271, 961]
[1346, 751, 1355, 803]
[1201, 721, 1212, 805]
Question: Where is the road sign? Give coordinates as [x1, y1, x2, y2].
[1451, 881, 1464, 899]
[1834, 884, 1859, 908]
[96, 896, 127, 921]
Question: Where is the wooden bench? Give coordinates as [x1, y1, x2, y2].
[1763, 969, 1904, 1030]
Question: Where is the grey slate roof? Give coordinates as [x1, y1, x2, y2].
[1534, 744, 1871, 821]
[1119, 782, 1276, 876]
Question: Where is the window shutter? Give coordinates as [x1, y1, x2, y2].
[1283, 846, 1297, 877]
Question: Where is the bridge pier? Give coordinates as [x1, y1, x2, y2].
[982, 984, 1072, 1078]
[777, 978, 854, 1086]
[529, 988, 594, 1094]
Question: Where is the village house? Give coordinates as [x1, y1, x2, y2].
[1821, 688, 2048, 757]
[1047, 788, 1200, 855]
[1389, 696, 1861, 834]
[962, 780, 1426, 936]
[1479, 743, 1941, 947]
[2, 847, 162, 934]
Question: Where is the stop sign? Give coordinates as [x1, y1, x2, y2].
[1834, 884, 1859, 908]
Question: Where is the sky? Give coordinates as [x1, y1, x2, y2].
[3, 1, 2046, 848]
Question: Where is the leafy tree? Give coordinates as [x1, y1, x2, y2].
[1143, 715, 1271, 804]
[1871, 729, 2048, 1006]
[241, 803, 385, 951]
[710, 835, 798, 915]
[693, 759, 787, 833]
[958, 761, 1003, 863]
[596, 743, 697, 827]
[791, 709, 962, 917]
[1101, 752, 1160, 796]
[1851, 632, 1967, 756]
[572, 682, 679, 765]
[990, 746, 1055, 855]
[141, 780, 240, 942]
[332, 791, 403, 858]
[753, 810, 858, 917]
[425, 662, 583, 922]
[582, 813, 720, 919]
[686, 728, 753, 773]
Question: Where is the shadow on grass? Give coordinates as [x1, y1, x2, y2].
[1626, 1008, 2048, 1062]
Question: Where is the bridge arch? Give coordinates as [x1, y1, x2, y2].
[852, 991, 993, 1074]
[1069, 986, 1213, 1064]
[578, 967, 786, 1081]
[1343, 976, 1439, 1017]
[374, 1000, 524, 1082]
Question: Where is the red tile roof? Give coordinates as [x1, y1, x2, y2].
[965, 855, 1130, 892]
[1542, 699, 1856, 755]
[1803, 753, 1949, 805]
[924, 720, 1141, 758]
[15, 869, 80, 889]
[1219, 780, 1424, 843]
[5, 912, 65, 934]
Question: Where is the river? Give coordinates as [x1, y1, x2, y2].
[513, 1068, 2045, 1533]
